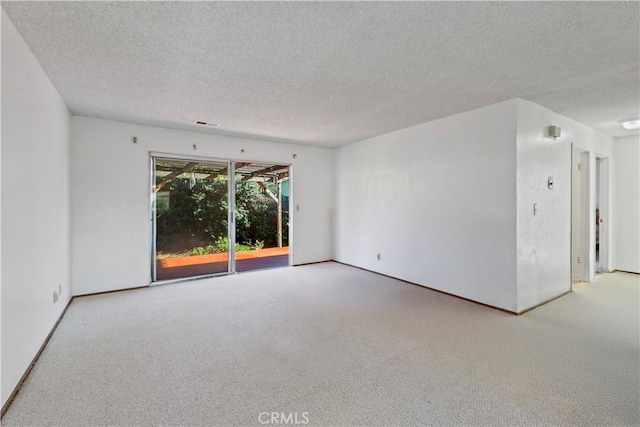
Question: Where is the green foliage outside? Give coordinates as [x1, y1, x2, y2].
[187, 237, 255, 255]
[156, 176, 288, 257]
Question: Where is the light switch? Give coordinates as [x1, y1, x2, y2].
[533, 203, 538, 215]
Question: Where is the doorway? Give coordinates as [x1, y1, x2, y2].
[595, 155, 609, 273]
[151, 156, 290, 282]
[571, 148, 589, 283]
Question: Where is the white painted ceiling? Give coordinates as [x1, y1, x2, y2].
[3, 1, 639, 147]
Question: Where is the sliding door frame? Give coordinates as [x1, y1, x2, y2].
[228, 160, 236, 275]
[149, 152, 292, 285]
[150, 153, 232, 285]
[150, 155, 157, 283]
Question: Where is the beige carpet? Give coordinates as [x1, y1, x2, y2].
[2, 262, 639, 426]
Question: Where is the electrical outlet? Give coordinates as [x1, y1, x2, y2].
[377, 253, 381, 261]
[59, 284, 62, 295]
[53, 291, 58, 304]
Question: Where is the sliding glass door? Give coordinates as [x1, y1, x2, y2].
[152, 156, 291, 282]
[234, 162, 290, 272]
[153, 158, 231, 281]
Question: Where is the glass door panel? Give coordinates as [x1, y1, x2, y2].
[153, 158, 230, 281]
[234, 162, 290, 272]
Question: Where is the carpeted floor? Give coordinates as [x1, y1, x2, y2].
[2, 262, 639, 426]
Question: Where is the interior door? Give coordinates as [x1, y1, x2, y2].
[152, 157, 231, 281]
[571, 148, 589, 283]
[595, 156, 609, 273]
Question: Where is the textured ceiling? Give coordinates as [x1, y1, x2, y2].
[2, 1, 639, 147]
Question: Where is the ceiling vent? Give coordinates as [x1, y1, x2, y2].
[193, 121, 220, 128]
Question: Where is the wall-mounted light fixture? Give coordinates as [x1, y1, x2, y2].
[547, 125, 561, 139]
[619, 117, 640, 130]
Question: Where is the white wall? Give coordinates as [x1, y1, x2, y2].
[1, 10, 72, 407]
[613, 135, 640, 273]
[334, 100, 519, 311]
[515, 99, 615, 311]
[71, 117, 333, 295]
[516, 100, 572, 311]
